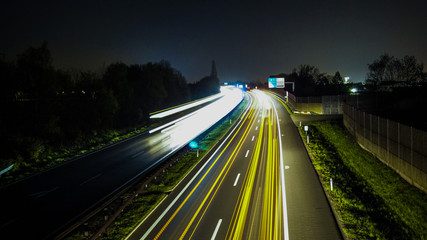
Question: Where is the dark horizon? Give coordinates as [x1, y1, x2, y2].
[1, 0, 427, 83]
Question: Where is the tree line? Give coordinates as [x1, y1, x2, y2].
[366, 54, 426, 85]
[271, 64, 346, 96]
[0, 42, 219, 168]
[269, 54, 426, 96]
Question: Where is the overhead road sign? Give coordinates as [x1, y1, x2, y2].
[268, 78, 285, 88]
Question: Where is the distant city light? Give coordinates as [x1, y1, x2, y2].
[344, 77, 350, 84]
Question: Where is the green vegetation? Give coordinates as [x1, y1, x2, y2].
[65, 97, 248, 240]
[101, 193, 165, 239]
[1, 126, 146, 185]
[300, 121, 427, 239]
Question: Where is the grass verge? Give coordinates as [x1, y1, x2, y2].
[300, 120, 426, 240]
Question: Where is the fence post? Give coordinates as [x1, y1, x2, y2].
[363, 111, 366, 146]
[387, 119, 389, 166]
[411, 126, 413, 185]
[398, 122, 400, 172]
[370, 113, 372, 144]
[378, 116, 380, 156]
[353, 106, 356, 138]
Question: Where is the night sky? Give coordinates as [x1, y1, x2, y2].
[1, 0, 426, 83]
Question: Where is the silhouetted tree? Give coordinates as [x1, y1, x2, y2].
[291, 64, 318, 96]
[1, 43, 193, 169]
[332, 71, 343, 85]
[189, 61, 220, 100]
[367, 54, 425, 85]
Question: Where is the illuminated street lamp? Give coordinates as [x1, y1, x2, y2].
[350, 87, 359, 108]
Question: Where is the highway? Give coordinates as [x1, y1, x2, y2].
[0, 87, 242, 239]
[127, 90, 342, 240]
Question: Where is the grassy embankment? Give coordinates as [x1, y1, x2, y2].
[65, 97, 249, 240]
[300, 121, 427, 239]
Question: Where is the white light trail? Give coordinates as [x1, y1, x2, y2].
[271, 92, 290, 240]
[161, 87, 243, 150]
[150, 88, 228, 119]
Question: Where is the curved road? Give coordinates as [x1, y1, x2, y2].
[127, 90, 342, 240]
[0, 87, 242, 239]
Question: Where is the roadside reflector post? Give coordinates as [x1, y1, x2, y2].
[304, 125, 309, 143]
[330, 178, 333, 191]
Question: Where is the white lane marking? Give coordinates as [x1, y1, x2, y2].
[211, 219, 222, 240]
[255, 126, 258, 130]
[80, 173, 102, 186]
[233, 173, 241, 186]
[0, 219, 16, 229]
[245, 150, 250, 158]
[258, 119, 260, 123]
[29, 186, 59, 199]
[132, 151, 145, 158]
[136, 115, 245, 240]
[251, 136, 255, 141]
[272, 97, 290, 240]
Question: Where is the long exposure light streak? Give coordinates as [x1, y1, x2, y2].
[140, 90, 289, 240]
[151, 93, 258, 240]
[226, 90, 288, 239]
[149, 88, 227, 119]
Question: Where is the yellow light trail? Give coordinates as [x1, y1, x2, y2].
[226, 105, 266, 239]
[227, 91, 285, 239]
[181, 99, 261, 240]
[150, 90, 288, 240]
[153, 93, 260, 240]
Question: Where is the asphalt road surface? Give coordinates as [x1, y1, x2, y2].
[127, 90, 342, 240]
[0, 88, 242, 239]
